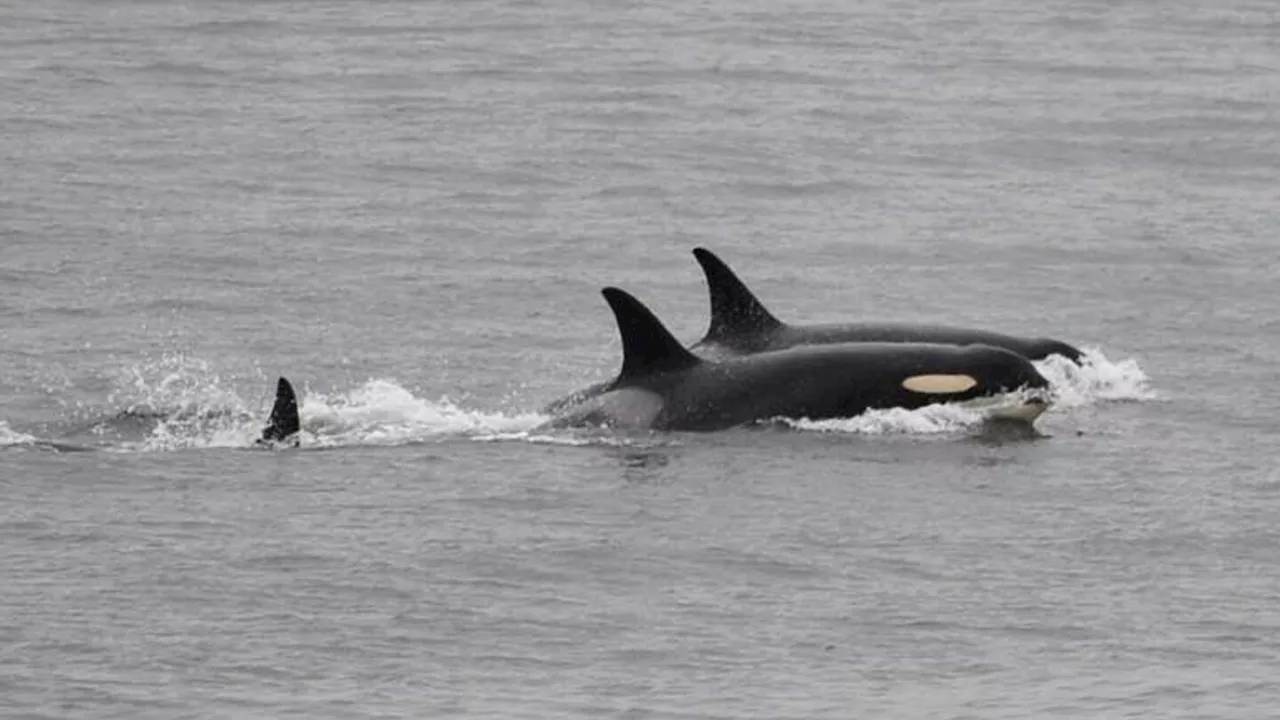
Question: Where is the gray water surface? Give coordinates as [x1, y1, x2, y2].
[2, 1, 1278, 717]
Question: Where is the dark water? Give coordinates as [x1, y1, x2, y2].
[2, 1, 1277, 717]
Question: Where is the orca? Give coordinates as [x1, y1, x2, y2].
[691, 247, 1083, 363]
[541, 248, 1082, 415]
[548, 287, 1052, 432]
[258, 377, 301, 447]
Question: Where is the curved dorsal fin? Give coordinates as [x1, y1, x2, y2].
[601, 287, 701, 383]
[692, 247, 783, 343]
[262, 377, 301, 442]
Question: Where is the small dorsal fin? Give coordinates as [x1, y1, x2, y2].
[601, 287, 701, 383]
[261, 377, 301, 442]
[692, 247, 783, 343]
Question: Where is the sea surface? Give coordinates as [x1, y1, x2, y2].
[2, 1, 1277, 717]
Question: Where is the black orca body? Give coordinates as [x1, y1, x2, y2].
[548, 288, 1052, 432]
[541, 248, 1081, 416]
[692, 248, 1083, 363]
[258, 377, 301, 447]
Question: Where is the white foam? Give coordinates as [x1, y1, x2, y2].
[1034, 348, 1155, 408]
[787, 401, 992, 435]
[111, 353, 247, 419]
[292, 380, 546, 449]
[105, 354, 258, 452]
[0, 420, 37, 447]
[102, 354, 550, 452]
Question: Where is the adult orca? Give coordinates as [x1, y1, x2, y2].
[691, 247, 1083, 363]
[258, 377, 301, 448]
[548, 287, 1052, 432]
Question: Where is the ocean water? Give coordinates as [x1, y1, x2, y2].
[2, 0, 1277, 717]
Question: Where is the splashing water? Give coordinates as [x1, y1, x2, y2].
[99, 354, 259, 452]
[17, 348, 1152, 452]
[787, 402, 996, 436]
[109, 353, 249, 421]
[290, 380, 546, 450]
[1035, 347, 1155, 408]
[79, 353, 547, 452]
[0, 420, 37, 448]
[123, 380, 549, 453]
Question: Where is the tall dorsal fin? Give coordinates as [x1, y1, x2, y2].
[601, 287, 701, 383]
[692, 247, 784, 343]
[261, 377, 300, 442]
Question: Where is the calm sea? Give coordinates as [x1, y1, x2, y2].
[2, 1, 1277, 717]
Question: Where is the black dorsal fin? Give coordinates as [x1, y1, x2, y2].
[261, 377, 301, 442]
[601, 287, 701, 383]
[692, 247, 783, 344]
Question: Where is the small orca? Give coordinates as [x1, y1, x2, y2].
[691, 247, 1084, 363]
[257, 377, 301, 448]
[548, 287, 1052, 432]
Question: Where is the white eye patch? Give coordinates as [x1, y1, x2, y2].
[901, 373, 978, 394]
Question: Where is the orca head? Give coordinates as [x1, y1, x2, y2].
[895, 345, 1053, 418]
[969, 344, 1052, 395]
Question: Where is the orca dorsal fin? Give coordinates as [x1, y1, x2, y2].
[261, 377, 301, 442]
[692, 247, 783, 344]
[601, 287, 701, 383]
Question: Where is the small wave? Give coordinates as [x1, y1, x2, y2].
[473, 428, 674, 448]
[135, 61, 232, 78]
[0, 421, 37, 448]
[124, 382, 548, 453]
[786, 402, 995, 436]
[285, 380, 546, 450]
[186, 19, 280, 33]
[98, 353, 548, 452]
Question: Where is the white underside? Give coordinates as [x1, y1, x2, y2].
[956, 393, 1051, 423]
[555, 387, 666, 429]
